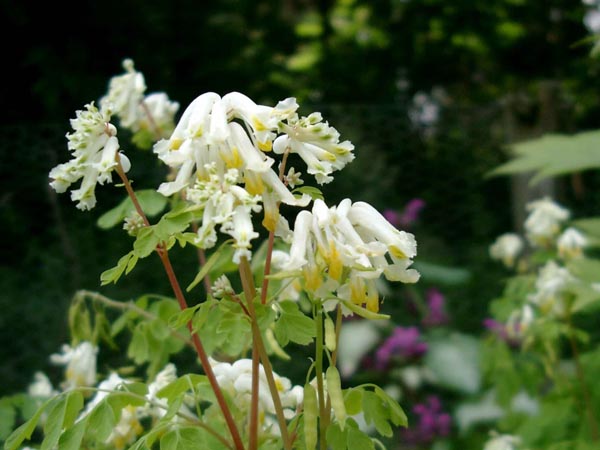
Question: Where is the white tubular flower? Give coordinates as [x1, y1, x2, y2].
[223, 92, 280, 150]
[49, 103, 128, 210]
[28, 372, 56, 398]
[100, 58, 146, 128]
[223, 206, 260, 263]
[283, 199, 418, 311]
[50, 341, 98, 390]
[82, 372, 127, 415]
[146, 363, 178, 419]
[209, 358, 302, 432]
[557, 227, 587, 260]
[524, 197, 570, 246]
[107, 405, 144, 450]
[528, 261, 575, 317]
[489, 233, 524, 268]
[137, 92, 179, 135]
[274, 111, 355, 184]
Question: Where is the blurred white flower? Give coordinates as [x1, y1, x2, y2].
[489, 233, 524, 268]
[483, 432, 521, 450]
[27, 372, 56, 398]
[337, 319, 382, 378]
[50, 341, 98, 390]
[100, 58, 146, 129]
[584, 9, 600, 33]
[524, 197, 569, 246]
[49, 103, 130, 210]
[528, 260, 574, 316]
[557, 227, 587, 259]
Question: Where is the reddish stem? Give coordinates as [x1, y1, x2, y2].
[115, 159, 246, 450]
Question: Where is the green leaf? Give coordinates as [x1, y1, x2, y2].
[362, 391, 393, 437]
[58, 417, 87, 450]
[156, 374, 208, 403]
[571, 218, 600, 240]
[169, 304, 202, 329]
[3, 396, 57, 450]
[160, 426, 219, 450]
[97, 190, 167, 229]
[411, 261, 471, 285]
[293, 185, 324, 200]
[100, 251, 136, 285]
[424, 333, 481, 394]
[344, 388, 364, 416]
[154, 211, 193, 241]
[187, 242, 230, 292]
[133, 227, 160, 258]
[346, 426, 374, 450]
[274, 301, 316, 346]
[326, 422, 347, 450]
[0, 398, 15, 441]
[373, 387, 407, 427]
[488, 130, 600, 184]
[87, 399, 116, 442]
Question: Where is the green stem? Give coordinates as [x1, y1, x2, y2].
[315, 306, 327, 450]
[75, 386, 233, 450]
[566, 309, 599, 441]
[239, 257, 292, 450]
[114, 159, 246, 450]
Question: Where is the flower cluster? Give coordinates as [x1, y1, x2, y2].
[375, 326, 428, 370]
[401, 396, 451, 446]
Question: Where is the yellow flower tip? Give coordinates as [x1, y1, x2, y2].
[252, 116, 267, 131]
[389, 245, 407, 259]
[275, 378, 285, 392]
[244, 173, 265, 195]
[303, 266, 322, 293]
[169, 138, 183, 150]
[222, 146, 243, 168]
[328, 243, 343, 281]
[193, 127, 204, 138]
[258, 140, 273, 151]
[262, 213, 278, 232]
[366, 291, 380, 313]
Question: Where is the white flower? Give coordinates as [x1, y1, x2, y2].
[557, 227, 587, 259]
[82, 372, 127, 415]
[209, 358, 303, 432]
[100, 59, 146, 129]
[528, 261, 575, 316]
[506, 304, 535, 339]
[483, 432, 521, 450]
[50, 341, 98, 390]
[136, 92, 180, 136]
[489, 233, 524, 268]
[28, 372, 56, 398]
[524, 197, 570, 246]
[106, 405, 144, 450]
[584, 9, 600, 33]
[145, 363, 178, 420]
[49, 103, 129, 210]
[274, 111, 355, 184]
[337, 320, 381, 378]
[283, 199, 418, 312]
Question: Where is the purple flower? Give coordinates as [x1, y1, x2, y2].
[422, 288, 449, 327]
[402, 396, 452, 445]
[375, 326, 427, 370]
[483, 318, 522, 347]
[383, 198, 426, 229]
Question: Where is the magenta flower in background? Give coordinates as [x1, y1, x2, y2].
[422, 288, 449, 327]
[402, 395, 452, 445]
[375, 326, 427, 370]
[383, 198, 426, 229]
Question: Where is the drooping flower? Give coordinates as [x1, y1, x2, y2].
[528, 260, 575, 316]
[283, 198, 418, 312]
[136, 92, 180, 136]
[524, 197, 570, 246]
[100, 58, 147, 129]
[489, 233, 524, 268]
[274, 110, 355, 184]
[49, 103, 130, 210]
[557, 227, 587, 260]
[50, 341, 98, 390]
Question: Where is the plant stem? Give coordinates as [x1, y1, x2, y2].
[314, 306, 327, 450]
[259, 148, 290, 305]
[324, 305, 343, 419]
[566, 310, 599, 441]
[139, 99, 163, 140]
[239, 257, 293, 450]
[76, 290, 192, 347]
[114, 159, 246, 450]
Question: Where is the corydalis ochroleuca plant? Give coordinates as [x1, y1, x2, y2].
[42, 59, 417, 450]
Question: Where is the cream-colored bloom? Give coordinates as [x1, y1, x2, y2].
[50, 341, 98, 390]
[557, 227, 587, 259]
[528, 260, 574, 316]
[489, 233, 524, 268]
[49, 103, 129, 210]
[524, 197, 570, 246]
[100, 59, 146, 129]
[28, 372, 56, 398]
[137, 92, 179, 136]
[274, 111, 355, 184]
[284, 199, 418, 311]
[483, 432, 521, 450]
